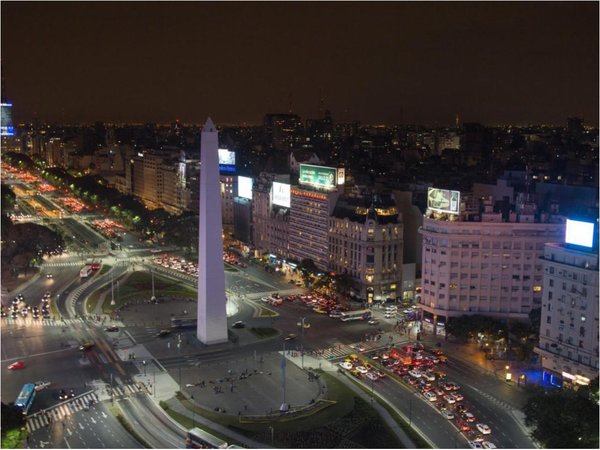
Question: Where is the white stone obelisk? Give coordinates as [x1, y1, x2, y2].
[197, 118, 228, 345]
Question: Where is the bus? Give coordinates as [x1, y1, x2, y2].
[171, 317, 197, 329]
[15, 383, 36, 414]
[186, 427, 228, 448]
[340, 309, 372, 322]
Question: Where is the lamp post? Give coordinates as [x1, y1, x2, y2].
[191, 394, 195, 427]
[150, 269, 156, 303]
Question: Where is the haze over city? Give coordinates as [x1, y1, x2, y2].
[1, 2, 598, 125]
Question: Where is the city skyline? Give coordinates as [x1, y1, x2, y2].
[1, 2, 598, 126]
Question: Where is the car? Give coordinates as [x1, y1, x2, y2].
[440, 409, 455, 420]
[185, 383, 194, 388]
[8, 361, 25, 370]
[384, 312, 395, 318]
[408, 369, 421, 378]
[375, 369, 386, 378]
[46, 273, 53, 278]
[21, 308, 28, 317]
[407, 376, 419, 385]
[422, 371, 436, 381]
[453, 392, 464, 402]
[468, 442, 484, 449]
[232, 321, 246, 329]
[105, 326, 119, 332]
[79, 343, 95, 351]
[459, 422, 472, 432]
[476, 423, 491, 435]
[456, 404, 468, 413]
[70, 389, 75, 398]
[368, 319, 380, 325]
[339, 361, 353, 370]
[423, 391, 437, 402]
[157, 329, 172, 337]
[443, 394, 456, 404]
[463, 412, 476, 422]
[482, 442, 497, 449]
[447, 381, 460, 390]
[284, 333, 297, 341]
[59, 389, 69, 400]
[434, 387, 445, 396]
[365, 372, 379, 381]
[355, 366, 369, 374]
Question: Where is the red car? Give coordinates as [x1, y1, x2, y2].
[8, 361, 25, 370]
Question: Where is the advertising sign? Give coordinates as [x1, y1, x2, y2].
[271, 182, 291, 208]
[565, 219, 595, 248]
[238, 176, 253, 200]
[1, 103, 15, 136]
[427, 187, 460, 214]
[218, 149, 235, 165]
[299, 164, 337, 189]
[337, 168, 346, 185]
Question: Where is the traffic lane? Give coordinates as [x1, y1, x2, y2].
[441, 362, 535, 448]
[373, 376, 469, 448]
[30, 401, 143, 449]
[444, 358, 529, 409]
[440, 381, 534, 448]
[119, 395, 184, 448]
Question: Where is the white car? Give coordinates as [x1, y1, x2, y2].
[468, 442, 484, 449]
[443, 394, 456, 404]
[440, 409, 455, 420]
[384, 312, 395, 318]
[355, 366, 369, 374]
[482, 442, 497, 449]
[476, 423, 492, 435]
[339, 361, 353, 370]
[423, 391, 437, 402]
[34, 381, 51, 391]
[365, 372, 379, 381]
[408, 369, 421, 378]
[422, 371, 436, 381]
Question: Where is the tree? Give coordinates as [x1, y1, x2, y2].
[1, 402, 25, 429]
[1, 184, 16, 211]
[524, 383, 599, 448]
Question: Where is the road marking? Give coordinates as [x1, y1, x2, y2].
[91, 417, 96, 424]
[78, 422, 84, 430]
[101, 412, 107, 418]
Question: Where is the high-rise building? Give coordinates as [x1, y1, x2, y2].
[418, 188, 565, 335]
[197, 118, 228, 345]
[535, 220, 599, 388]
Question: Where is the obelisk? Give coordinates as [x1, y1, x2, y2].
[197, 118, 228, 344]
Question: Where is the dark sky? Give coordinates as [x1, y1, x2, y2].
[1, 2, 598, 126]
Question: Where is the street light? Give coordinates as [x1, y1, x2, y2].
[190, 395, 195, 427]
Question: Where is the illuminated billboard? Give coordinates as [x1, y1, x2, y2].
[565, 219, 595, 248]
[337, 168, 346, 185]
[218, 148, 236, 173]
[299, 164, 337, 189]
[427, 187, 460, 214]
[271, 182, 291, 208]
[238, 176, 253, 200]
[1, 103, 15, 136]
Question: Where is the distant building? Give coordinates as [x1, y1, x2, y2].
[536, 241, 599, 388]
[263, 113, 304, 151]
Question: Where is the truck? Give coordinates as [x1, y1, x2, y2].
[80, 265, 93, 278]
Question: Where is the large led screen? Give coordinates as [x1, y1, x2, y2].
[238, 176, 253, 200]
[299, 164, 336, 189]
[427, 187, 460, 214]
[565, 219, 595, 248]
[271, 182, 291, 208]
[218, 149, 236, 166]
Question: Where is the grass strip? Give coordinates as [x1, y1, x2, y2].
[0, 428, 26, 449]
[111, 408, 152, 448]
[340, 370, 431, 448]
[159, 400, 243, 447]
[249, 327, 278, 338]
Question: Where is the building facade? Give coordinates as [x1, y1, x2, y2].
[419, 215, 565, 332]
[536, 242, 599, 387]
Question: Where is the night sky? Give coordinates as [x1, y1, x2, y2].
[1, 2, 598, 126]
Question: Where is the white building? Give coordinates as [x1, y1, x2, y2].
[536, 242, 599, 387]
[419, 211, 565, 334]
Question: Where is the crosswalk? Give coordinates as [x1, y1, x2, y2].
[1, 317, 84, 327]
[25, 383, 145, 433]
[43, 262, 82, 268]
[313, 339, 399, 360]
[26, 393, 99, 432]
